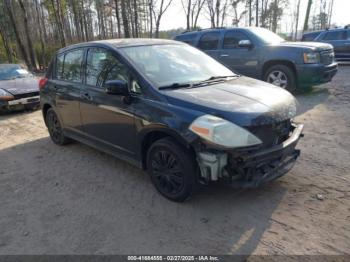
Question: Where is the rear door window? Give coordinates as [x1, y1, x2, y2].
[223, 31, 250, 49]
[55, 49, 84, 83]
[198, 32, 220, 50]
[323, 31, 347, 40]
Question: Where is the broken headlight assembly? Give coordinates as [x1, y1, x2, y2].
[189, 114, 262, 148]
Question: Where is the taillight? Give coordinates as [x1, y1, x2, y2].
[39, 78, 48, 90]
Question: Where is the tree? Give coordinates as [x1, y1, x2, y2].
[294, 0, 301, 40]
[18, 0, 38, 70]
[231, 0, 246, 26]
[153, 0, 173, 38]
[303, 0, 312, 32]
[4, 0, 31, 68]
[119, 0, 130, 37]
[181, 0, 205, 30]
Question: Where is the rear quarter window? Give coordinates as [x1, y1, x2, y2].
[175, 34, 197, 46]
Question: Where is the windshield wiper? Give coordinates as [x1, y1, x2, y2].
[207, 75, 239, 81]
[158, 82, 192, 90]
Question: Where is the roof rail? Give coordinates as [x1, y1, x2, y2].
[181, 27, 227, 34]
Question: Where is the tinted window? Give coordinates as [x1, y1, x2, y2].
[198, 32, 220, 50]
[175, 34, 197, 45]
[347, 30, 350, 40]
[224, 31, 250, 48]
[56, 49, 83, 82]
[323, 31, 346, 40]
[86, 48, 129, 88]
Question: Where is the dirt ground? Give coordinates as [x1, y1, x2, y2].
[0, 66, 349, 256]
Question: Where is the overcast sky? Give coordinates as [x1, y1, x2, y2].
[159, 0, 350, 32]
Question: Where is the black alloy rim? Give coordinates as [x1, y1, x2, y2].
[47, 112, 62, 143]
[151, 150, 185, 195]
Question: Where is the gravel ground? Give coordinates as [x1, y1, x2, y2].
[0, 66, 349, 256]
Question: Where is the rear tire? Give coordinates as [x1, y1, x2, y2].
[46, 108, 71, 145]
[146, 137, 198, 202]
[264, 64, 296, 91]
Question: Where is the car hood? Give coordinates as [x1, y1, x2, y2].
[274, 41, 333, 51]
[163, 77, 298, 127]
[0, 77, 39, 95]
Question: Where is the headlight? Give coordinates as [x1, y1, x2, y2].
[0, 88, 14, 101]
[189, 114, 262, 148]
[303, 52, 320, 64]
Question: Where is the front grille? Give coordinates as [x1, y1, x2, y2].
[320, 50, 335, 65]
[13, 91, 39, 99]
[247, 120, 292, 149]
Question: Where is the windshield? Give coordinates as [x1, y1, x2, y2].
[121, 44, 235, 88]
[0, 65, 32, 80]
[249, 27, 286, 44]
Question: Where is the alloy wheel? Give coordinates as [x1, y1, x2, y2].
[267, 70, 288, 88]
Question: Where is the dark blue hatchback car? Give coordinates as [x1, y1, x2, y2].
[40, 39, 303, 202]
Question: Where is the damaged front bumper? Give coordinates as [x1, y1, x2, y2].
[196, 123, 304, 188]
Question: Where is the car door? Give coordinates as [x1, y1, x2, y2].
[197, 32, 221, 59]
[218, 30, 259, 78]
[51, 49, 84, 131]
[318, 30, 348, 59]
[79, 47, 137, 158]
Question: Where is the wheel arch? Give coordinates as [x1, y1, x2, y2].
[42, 103, 53, 125]
[140, 128, 196, 170]
[262, 60, 297, 80]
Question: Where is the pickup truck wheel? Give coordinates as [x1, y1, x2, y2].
[46, 108, 71, 145]
[264, 65, 296, 91]
[147, 138, 197, 202]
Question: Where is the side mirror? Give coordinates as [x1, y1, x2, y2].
[105, 80, 129, 96]
[238, 40, 253, 48]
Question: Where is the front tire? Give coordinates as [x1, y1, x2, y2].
[46, 108, 71, 145]
[264, 64, 296, 91]
[147, 138, 198, 202]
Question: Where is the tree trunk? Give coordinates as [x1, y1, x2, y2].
[115, 0, 122, 37]
[4, 0, 31, 69]
[294, 0, 301, 40]
[186, 0, 191, 30]
[303, 0, 312, 32]
[34, 0, 46, 67]
[148, 0, 153, 37]
[133, 0, 139, 37]
[248, 0, 252, 26]
[255, 0, 259, 26]
[121, 0, 130, 37]
[0, 25, 13, 63]
[51, 0, 66, 47]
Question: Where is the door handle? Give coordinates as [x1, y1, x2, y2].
[220, 54, 229, 57]
[81, 92, 93, 101]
